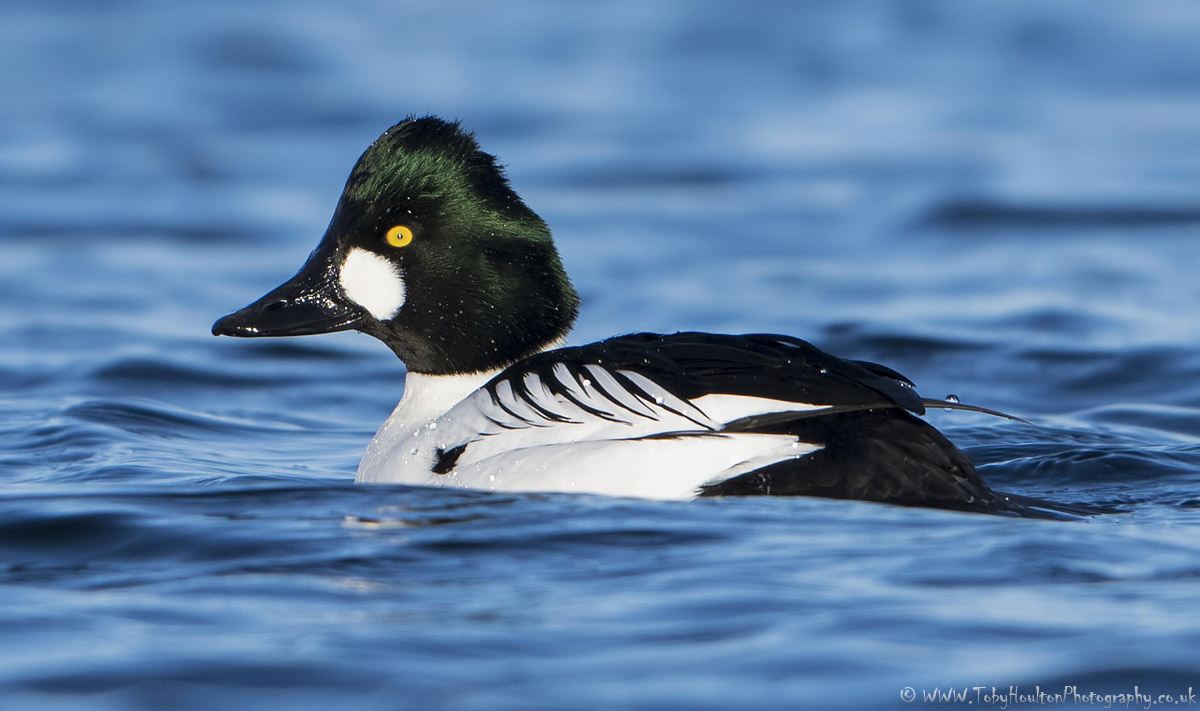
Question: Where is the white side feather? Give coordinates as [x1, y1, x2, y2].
[357, 361, 830, 499]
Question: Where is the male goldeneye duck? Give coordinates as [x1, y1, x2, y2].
[212, 116, 1030, 512]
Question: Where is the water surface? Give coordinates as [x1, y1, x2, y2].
[3, 2, 1200, 709]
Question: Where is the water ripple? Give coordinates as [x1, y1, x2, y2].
[924, 200, 1200, 230]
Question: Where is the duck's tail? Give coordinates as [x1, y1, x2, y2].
[921, 398, 1031, 425]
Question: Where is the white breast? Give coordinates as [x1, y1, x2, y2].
[357, 370, 498, 482]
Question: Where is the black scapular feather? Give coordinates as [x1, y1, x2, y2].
[490, 331, 926, 416]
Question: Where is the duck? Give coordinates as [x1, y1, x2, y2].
[212, 115, 1032, 512]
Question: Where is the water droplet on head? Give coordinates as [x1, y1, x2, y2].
[428, 421, 437, 430]
[654, 396, 665, 405]
[945, 394, 960, 403]
[819, 368, 828, 375]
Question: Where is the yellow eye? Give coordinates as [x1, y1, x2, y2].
[385, 224, 414, 248]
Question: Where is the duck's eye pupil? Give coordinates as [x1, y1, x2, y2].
[385, 225, 414, 248]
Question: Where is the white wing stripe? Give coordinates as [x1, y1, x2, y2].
[691, 394, 829, 424]
[615, 369, 719, 428]
[583, 364, 659, 419]
[549, 362, 623, 421]
[521, 371, 580, 423]
[489, 378, 540, 427]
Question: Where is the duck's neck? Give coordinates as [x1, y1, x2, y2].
[392, 334, 568, 428]
[390, 370, 496, 430]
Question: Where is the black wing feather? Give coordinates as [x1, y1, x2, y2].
[486, 332, 925, 417]
[471, 332, 1085, 516]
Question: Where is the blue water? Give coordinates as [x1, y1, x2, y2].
[4, 2, 1200, 709]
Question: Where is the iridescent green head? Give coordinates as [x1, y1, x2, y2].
[214, 116, 580, 375]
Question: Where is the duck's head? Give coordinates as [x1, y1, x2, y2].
[212, 116, 580, 375]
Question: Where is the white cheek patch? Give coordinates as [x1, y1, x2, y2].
[339, 248, 406, 320]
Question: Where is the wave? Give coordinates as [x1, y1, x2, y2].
[922, 200, 1200, 230]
